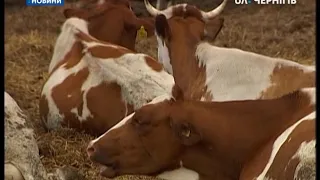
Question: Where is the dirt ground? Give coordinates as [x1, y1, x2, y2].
[4, 0, 315, 179]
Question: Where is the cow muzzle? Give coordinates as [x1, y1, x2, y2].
[87, 141, 118, 178]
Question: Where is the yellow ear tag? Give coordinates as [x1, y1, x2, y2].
[137, 26, 147, 40]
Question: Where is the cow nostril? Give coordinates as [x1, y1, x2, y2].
[87, 143, 96, 157]
[87, 146, 95, 154]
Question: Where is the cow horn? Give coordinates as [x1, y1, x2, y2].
[144, 0, 162, 17]
[200, 0, 228, 21]
[156, 0, 168, 10]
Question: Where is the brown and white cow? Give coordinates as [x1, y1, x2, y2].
[49, 0, 155, 74]
[86, 85, 315, 180]
[40, 17, 174, 135]
[75, 0, 173, 10]
[144, 0, 315, 101]
[49, 0, 159, 73]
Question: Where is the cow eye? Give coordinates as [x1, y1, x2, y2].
[132, 117, 150, 127]
[131, 116, 141, 125]
[135, 118, 143, 125]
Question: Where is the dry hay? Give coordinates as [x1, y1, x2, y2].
[5, 0, 315, 179]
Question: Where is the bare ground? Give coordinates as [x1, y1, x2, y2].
[4, 0, 315, 179]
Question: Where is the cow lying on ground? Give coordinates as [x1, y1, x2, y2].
[144, 0, 315, 101]
[5, 92, 48, 180]
[5, 92, 86, 180]
[49, 0, 155, 73]
[75, 0, 172, 10]
[40, 17, 174, 135]
[86, 85, 315, 180]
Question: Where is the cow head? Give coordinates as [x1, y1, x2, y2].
[63, 0, 155, 51]
[86, 85, 202, 178]
[143, 0, 226, 74]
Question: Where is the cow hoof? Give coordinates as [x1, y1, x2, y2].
[5, 163, 24, 180]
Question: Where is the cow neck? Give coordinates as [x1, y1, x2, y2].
[169, 38, 208, 100]
[173, 90, 314, 180]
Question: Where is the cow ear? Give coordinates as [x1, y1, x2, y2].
[155, 14, 171, 41]
[170, 119, 201, 146]
[171, 84, 184, 102]
[203, 17, 224, 41]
